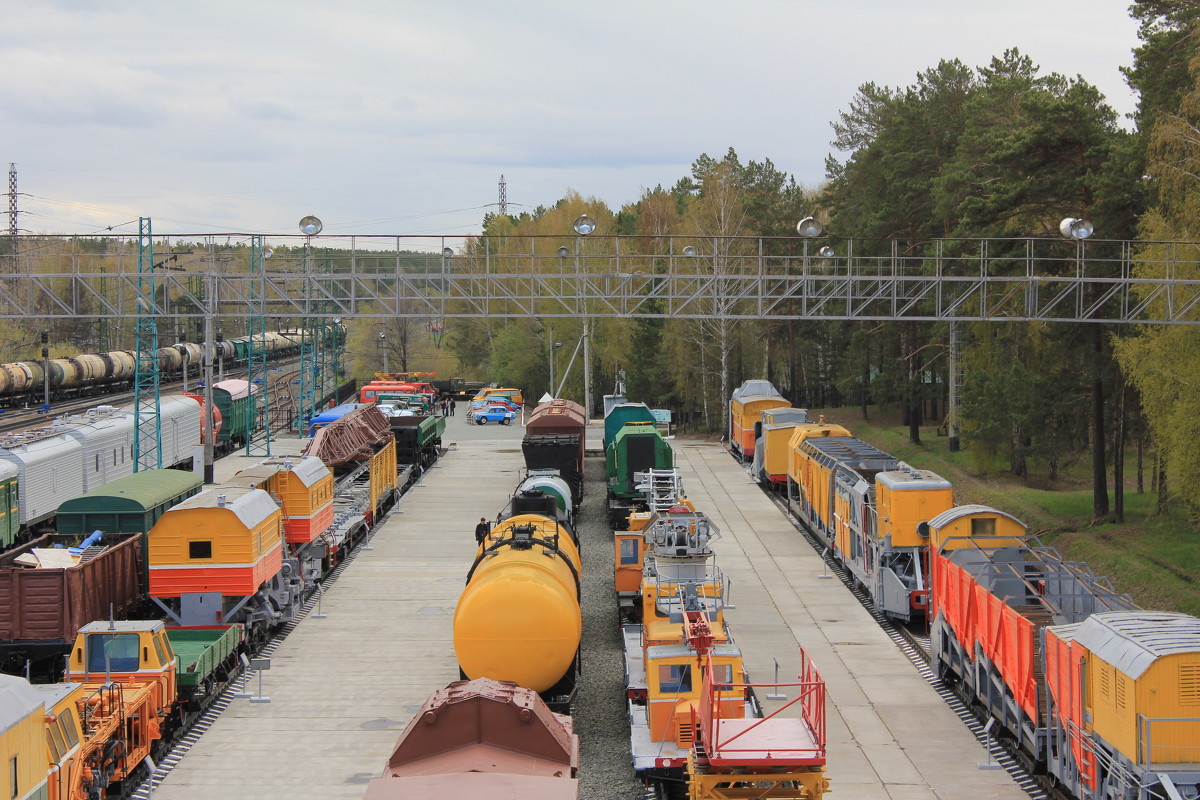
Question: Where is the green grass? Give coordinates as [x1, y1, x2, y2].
[813, 408, 1200, 617]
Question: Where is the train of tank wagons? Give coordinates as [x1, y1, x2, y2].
[438, 395, 828, 800]
[0, 402, 432, 800]
[0, 326, 341, 408]
[730, 378, 1200, 800]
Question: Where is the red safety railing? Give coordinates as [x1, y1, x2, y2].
[694, 648, 826, 767]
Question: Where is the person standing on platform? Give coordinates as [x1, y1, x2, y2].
[475, 517, 490, 544]
[450, 398, 456, 416]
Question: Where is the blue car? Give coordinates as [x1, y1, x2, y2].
[475, 403, 516, 425]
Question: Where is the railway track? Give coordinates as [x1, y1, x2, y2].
[749, 461, 1053, 800]
[0, 358, 305, 435]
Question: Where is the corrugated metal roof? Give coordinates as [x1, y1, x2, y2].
[1070, 611, 1200, 678]
[273, 455, 330, 487]
[876, 464, 952, 491]
[212, 378, 252, 400]
[927, 504, 1026, 530]
[171, 486, 279, 529]
[0, 673, 44, 735]
[731, 380, 781, 401]
[58, 468, 202, 512]
[761, 408, 808, 424]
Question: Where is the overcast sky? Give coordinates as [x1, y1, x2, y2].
[3, 1, 1142, 247]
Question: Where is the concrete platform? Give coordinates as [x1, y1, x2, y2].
[153, 417, 528, 799]
[672, 440, 1026, 800]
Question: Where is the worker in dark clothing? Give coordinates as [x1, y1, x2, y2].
[450, 398, 456, 416]
[475, 517, 490, 544]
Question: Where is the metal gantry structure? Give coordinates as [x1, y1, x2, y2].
[246, 235, 271, 455]
[10, 228, 1199, 469]
[0, 233, 1197, 325]
[132, 218, 162, 472]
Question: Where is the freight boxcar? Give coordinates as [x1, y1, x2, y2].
[606, 421, 674, 529]
[212, 379, 258, 445]
[56, 468, 204, 586]
[387, 414, 444, 470]
[525, 399, 586, 504]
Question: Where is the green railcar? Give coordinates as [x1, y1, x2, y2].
[606, 421, 674, 500]
[168, 624, 244, 702]
[56, 469, 203, 538]
[57, 469, 203, 583]
[0, 461, 19, 550]
[388, 414, 445, 469]
[212, 380, 257, 444]
[603, 402, 656, 451]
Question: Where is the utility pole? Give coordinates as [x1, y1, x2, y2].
[7, 163, 17, 255]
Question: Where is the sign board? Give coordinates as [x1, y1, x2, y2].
[651, 409, 672, 423]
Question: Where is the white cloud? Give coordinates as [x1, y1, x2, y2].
[4, 0, 1141, 239]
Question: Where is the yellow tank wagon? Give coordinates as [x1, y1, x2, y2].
[453, 513, 581, 708]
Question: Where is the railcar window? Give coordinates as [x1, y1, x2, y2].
[10, 755, 16, 800]
[659, 664, 692, 693]
[152, 633, 167, 665]
[60, 710, 79, 751]
[189, 541, 213, 559]
[971, 518, 996, 536]
[707, 663, 734, 687]
[87, 633, 139, 672]
[48, 717, 67, 761]
[620, 538, 639, 565]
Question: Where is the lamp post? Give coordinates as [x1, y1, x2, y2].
[378, 330, 389, 374]
[573, 214, 595, 418]
[298, 216, 321, 435]
[550, 339, 564, 398]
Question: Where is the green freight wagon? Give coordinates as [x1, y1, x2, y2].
[56, 469, 203, 538]
[167, 624, 244, 707]
[387, 414, 445, 469]
[212, 379, 258, 445]
[0, 460, 18, 550]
